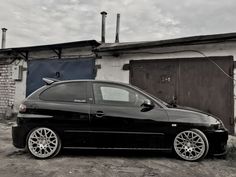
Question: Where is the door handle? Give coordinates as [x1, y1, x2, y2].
[74, 99, 86, 103]
[95, 111, 104, 118]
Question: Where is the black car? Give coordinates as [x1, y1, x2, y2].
[12, 78, 228, 161]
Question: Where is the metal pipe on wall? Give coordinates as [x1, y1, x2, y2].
[115, 14, 120, 43]
[100, 11, 107, 43]
[1, 28, 7, 49]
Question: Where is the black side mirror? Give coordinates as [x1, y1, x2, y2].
[141, 100, 155, 112]
[168, 96, 177, 108]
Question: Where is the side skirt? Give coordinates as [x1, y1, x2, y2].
[63, 147, 172, 151]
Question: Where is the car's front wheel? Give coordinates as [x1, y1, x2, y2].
[173, 129, 209, 161]
[27, 127, 61, 159]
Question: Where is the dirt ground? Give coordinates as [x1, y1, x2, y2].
[0, 122, 236, 177]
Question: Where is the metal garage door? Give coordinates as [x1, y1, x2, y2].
[26, 58, 96, 96]
[130, 56, 234, 134]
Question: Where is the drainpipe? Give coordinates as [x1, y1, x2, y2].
[1, 28, 7, 49]
[115, 13, 120, 43]
[100, 11, 107, 43]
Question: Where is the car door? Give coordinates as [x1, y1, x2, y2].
[89, 82, 170, 149]
[37, 81, 90, 147]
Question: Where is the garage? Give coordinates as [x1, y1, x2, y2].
[26, 58, 96, 96]
[130, 56, 234, 133]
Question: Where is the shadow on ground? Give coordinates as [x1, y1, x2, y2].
[60, 149, 174, 159]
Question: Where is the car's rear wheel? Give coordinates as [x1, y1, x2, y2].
[173, 129, 209, 161]
[27, 127, 61, 159]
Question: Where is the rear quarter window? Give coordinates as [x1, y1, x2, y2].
[39, 82, 87, 102]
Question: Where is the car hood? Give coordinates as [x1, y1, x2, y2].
[165, 106, 220, 124]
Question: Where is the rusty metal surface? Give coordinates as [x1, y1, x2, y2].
[130, 56, 234, 134]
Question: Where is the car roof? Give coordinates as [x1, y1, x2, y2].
[47, 78, 131, 87]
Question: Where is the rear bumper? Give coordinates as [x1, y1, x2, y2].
[12, 125, 27, 148]
[205, 129, 228, 156]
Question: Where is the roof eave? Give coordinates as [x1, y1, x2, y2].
[96, 32, 236, 52]
[0, 40, 101, 53]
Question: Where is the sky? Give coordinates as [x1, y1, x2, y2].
[1, 0, 236, 48]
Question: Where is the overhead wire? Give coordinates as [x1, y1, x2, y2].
[187, 50, 235, 82]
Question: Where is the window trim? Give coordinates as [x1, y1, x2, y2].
[92, 82, 162, 108]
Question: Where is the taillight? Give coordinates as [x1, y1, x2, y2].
[19, 104, 27, 113]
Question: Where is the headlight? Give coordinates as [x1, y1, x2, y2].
[212, 120, 225, 130]
[208, 115, 226, 130]
[216, 123, 224, 129]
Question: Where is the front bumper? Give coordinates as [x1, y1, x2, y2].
[205, 129, 228, 156]
[12, 125, 27, 148]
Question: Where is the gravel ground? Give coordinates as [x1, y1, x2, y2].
[0, 122, 236, 177]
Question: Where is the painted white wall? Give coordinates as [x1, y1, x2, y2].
[13, 60, 27, 112]
[95, 41, 236, 133]
[96, 58, 129, 83]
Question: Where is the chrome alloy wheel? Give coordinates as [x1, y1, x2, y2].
[174, 130, 208, 161]
[27, 127, 59, 158]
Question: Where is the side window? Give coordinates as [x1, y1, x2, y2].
[93, 83, 149, 107]
[100, 87, 130, 102]
[40, 82, 87, 102]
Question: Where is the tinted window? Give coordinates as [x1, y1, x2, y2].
[93, 83, 149, 107]
[40, 82, 87, 102]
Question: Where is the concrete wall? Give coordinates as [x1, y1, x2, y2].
[95, 41, 236, 133]
[13, 60, 27, 113]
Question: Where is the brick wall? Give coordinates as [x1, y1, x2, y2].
[0, 64, 15, 117]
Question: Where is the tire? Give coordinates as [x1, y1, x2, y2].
[26, 127, 61, 159]
[173, 129, 209, 161]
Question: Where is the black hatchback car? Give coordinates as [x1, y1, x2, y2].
[12, 79, 228, 161]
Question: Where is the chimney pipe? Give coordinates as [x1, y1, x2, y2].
[1, 28, 7, 49]
[100, 11, 107, 43]
[115, 14, 120, 43]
